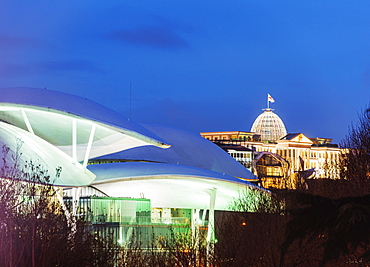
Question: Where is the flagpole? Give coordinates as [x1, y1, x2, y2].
[267, 94, 269, 109]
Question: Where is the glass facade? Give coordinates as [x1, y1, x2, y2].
[64, 196, 196, 248]
[75, 196, 151, 224]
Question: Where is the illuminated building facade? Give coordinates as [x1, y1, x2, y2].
[201, 110, 341, 181]
[218, 144, 254, 171]
[253, 152, 290, 188]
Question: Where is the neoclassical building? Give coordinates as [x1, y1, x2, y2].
[201, 107, 341, 181]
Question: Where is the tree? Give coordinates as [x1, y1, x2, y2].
[216, 190, 325, 267]
[229, 187, 283, 213]
[280, 106, 370, 266]
[339, 106, 370, 196]
[280, 192, 370, 266]
[0, 140, 120, 267]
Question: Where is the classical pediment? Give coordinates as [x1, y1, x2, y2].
[290, 133, 313, 144]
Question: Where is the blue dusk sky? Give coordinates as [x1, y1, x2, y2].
[1, 1, 370, 143]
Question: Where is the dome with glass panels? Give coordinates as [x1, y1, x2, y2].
[251, 108, 287, 143]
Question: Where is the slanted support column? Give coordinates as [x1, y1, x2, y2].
[70, 187, 82, 237]
[83, 124, 96, 168]
[54, 187, 73, 227]
[72, 119, 77, 163]
[55, 187, 78, 240]
[72, 187, 82, 217]
[21, 109, 34, 134]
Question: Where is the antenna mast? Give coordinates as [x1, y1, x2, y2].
[129, 83, 132, 120]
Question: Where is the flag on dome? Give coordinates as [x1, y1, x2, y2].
[268, 94, 275, 103]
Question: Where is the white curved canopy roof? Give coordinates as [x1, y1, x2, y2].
[0, 121, 95, 186]
[0, 87, 258, 201]
[89, 162, 262, 210]
[0, 87, 170, 161]
[96, 123, 258, 181]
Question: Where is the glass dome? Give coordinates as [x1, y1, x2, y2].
[251, 108, 287, 142]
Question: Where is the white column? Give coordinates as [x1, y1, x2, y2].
[83, 124, 96, 168]
[21, 109, 34, 134]
[72, 119, 77, 163]
[207, 188, 217, 256]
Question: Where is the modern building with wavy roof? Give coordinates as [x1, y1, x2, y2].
[0, 87, 264, 246]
